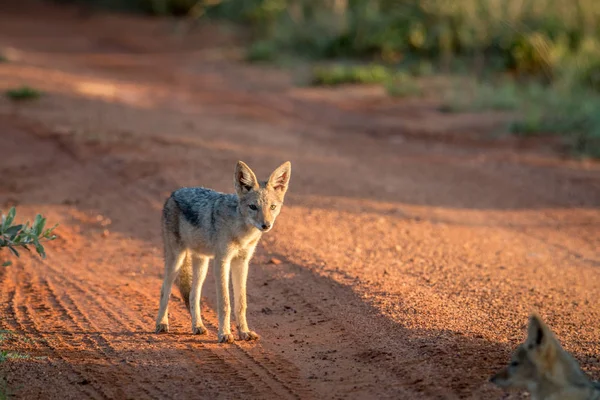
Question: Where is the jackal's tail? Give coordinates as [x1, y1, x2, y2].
[176, 251, 193, 310]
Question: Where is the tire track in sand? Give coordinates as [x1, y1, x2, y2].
[42, 252, 311, 400]
[8, 267, 108, 399]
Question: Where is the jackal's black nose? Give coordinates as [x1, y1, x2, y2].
[261, 223, 271, 230]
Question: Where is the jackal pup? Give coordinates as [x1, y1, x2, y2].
[491, 314, 600, 400]
[155, 161, 291, 343]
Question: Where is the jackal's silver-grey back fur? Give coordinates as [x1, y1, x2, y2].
[155, 161, 291, 343]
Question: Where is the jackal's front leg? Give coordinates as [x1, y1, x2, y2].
[232, 251, 259, 341]
[214, 254, 234, 343]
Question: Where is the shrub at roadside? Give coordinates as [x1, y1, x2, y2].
[310, 64, 393, 86]
[510, 86, 600, 158]
[441, 79, 600, 158]
[0, 207, 58, 266]
[5, 86, 42, 101]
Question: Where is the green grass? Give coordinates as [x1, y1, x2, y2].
[407, 61, 435, 77]
[0, 332, 13, 400]
[67, 0, 600, 84]
[510, 87, 600, 157]
[0, 330, 35, 346]
[310, 64, 393, 86]
[0, 331, 28, 363]
[0, 351, 29, 363]
[5, 86, 42, 101]
[440, 80, 522, 113]
[37, 1, 600, 160]
[0, 329, 33, 399]
[246, 40, 277, 62]
[385, 72, 422, 97]
[0, 330, 33, 361]
[308, 64, 598, 158]
[204, 0, 600, 77]
[0, 332, 12, 343]
[439, 77, 600, 158]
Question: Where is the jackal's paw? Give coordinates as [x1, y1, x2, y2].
[192, 326, 207, 335]
[155, 323, 169, 333]
[239, 330, 260, 341]
[218, 333, 235, 344]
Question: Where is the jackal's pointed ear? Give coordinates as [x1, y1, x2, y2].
[526, 314, 549, 348]
[268, 161, 291, 195]
[526, 313, 561, 360]
[525, 313, 563, 372]
[235, 161, 259, 196]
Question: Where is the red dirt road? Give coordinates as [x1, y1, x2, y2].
[0, 3, 599, 399]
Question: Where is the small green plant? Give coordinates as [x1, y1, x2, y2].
[436, 76, 600, 157]
[509, 108, 545, 137]
[0, 331, 12, 343]
[5, 86, 42, 101]
[0, 351, 29, 362]
[310, 64, 392, 86]
[0, 207, 58, 266]
[556, 37, 600, 92]
[440, 80, 521, 113]
[408, 60, 435, 77]
[246, 40, 277, 62]
[510, 86, 600, 158]
[385, 72, 422, 97]
[0, 329, 15, 400]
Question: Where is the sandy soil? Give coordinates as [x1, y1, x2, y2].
[0, 2, 599, 399]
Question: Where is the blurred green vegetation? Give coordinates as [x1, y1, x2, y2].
[59, 0, 600, 89]
[441, 79, 600, 157]
[5, 86, 42, 101]
[199, 1, 598, 79]
[310, 64, 392, 85]
[52, 0, 600, 157]
[384, 73, 423, 98]
[510, 86, 600, 158]
[211, 0, 600, 158]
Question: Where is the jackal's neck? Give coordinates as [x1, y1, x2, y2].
[531, 376, 598, 400]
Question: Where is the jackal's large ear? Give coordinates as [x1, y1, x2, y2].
[235, 161, 259, 196]
[526, 314, 549, 348]
[525, 313, 560, 365]
[268, 161, 291, 195]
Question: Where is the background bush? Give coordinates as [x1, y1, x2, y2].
[51, 0, 600, 157]
[0, 207, 58, 266]
[211, 0, 600, 81]
[61, 0, 600, 85]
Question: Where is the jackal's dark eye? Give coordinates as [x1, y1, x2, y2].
[249, 204, 258, 211]
[510, 361, 520, 367]
[270, 205, 277, 210]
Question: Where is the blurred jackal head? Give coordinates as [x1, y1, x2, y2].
[491, 314, 595, 398]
